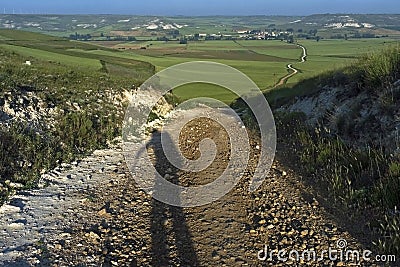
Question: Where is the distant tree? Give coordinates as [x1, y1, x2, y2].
[69, 33, 91, 41]
[156, 36, 169, 41]
[168, 29, 180, 36]
[309, 29, 318, 36]
[297, 29, 303, 33]
[286, 28, 294, 33]
[362, 33, 375, 38]
[331, 34, 344, 39]
[179, 38, 188, 44]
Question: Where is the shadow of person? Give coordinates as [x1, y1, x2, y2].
[146, 130, 199, 266]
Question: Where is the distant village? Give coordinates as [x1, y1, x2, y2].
[181, 29, 298, 42]
[69, 28, 303, 43]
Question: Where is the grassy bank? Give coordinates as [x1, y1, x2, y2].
[276, 112, 399, 255]
[0, 47, 152, 204]
[280, 45, 400, 255]
[237, 45, 400, 255]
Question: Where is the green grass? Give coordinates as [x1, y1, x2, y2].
[172, 83, 238, 105]
[76, 48, 290, 93]
[265, 41, 400, 107]
[0, 29, 61, 41]
[0, 29, 155, 81]
[234, 40, 302, 60]
[0, 44, 103, 70]
[275, 38, 400, 86]
[312, 44, 400, 92]
[301, 39, 399, 58]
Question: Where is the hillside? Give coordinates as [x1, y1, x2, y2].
[270, 45, 400, 255]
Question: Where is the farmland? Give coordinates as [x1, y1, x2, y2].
[73, 38, 398, 102]
[0, 28, 398, 103]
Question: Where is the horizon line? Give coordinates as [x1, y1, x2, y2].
[0, 12, 399, 17]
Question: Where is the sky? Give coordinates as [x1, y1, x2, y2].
[1, 0, 399, 16]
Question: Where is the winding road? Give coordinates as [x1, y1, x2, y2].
[275, 44, 307, 87]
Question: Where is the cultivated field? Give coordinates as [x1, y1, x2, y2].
[0, 29, 397, 103]
[79, 38, 399, 102]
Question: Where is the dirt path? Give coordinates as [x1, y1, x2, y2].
[230, 40, 307, 88]
[275, 44, 307, 87]
[0, 99, 379, 266]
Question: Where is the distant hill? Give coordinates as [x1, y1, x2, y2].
[300, 14, 400, 29]
[0, 14, 399, 39]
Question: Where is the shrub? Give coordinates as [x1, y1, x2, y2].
[317, 45, 400, 93]
[359, 45, 400, 91]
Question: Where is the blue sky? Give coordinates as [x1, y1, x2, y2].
[2, 0, 399, 15]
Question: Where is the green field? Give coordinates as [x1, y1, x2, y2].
[76, 47, 289, 89]
[0, 44, 103, 70]
[0, 29, 398, 104]
[74, 39, 304, 93]
[80, 38, 399, 101]
[0, 29, 155, 82]
[281, 38, 399, 85]
[172, 83, 239, 105]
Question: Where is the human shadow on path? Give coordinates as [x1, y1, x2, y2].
[146, 130, 199, 266]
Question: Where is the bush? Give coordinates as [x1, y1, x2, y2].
[359, 45, 400, 91]
[0, 123, 60, 189]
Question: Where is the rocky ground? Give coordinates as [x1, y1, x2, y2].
[0, 109, 385, 266]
